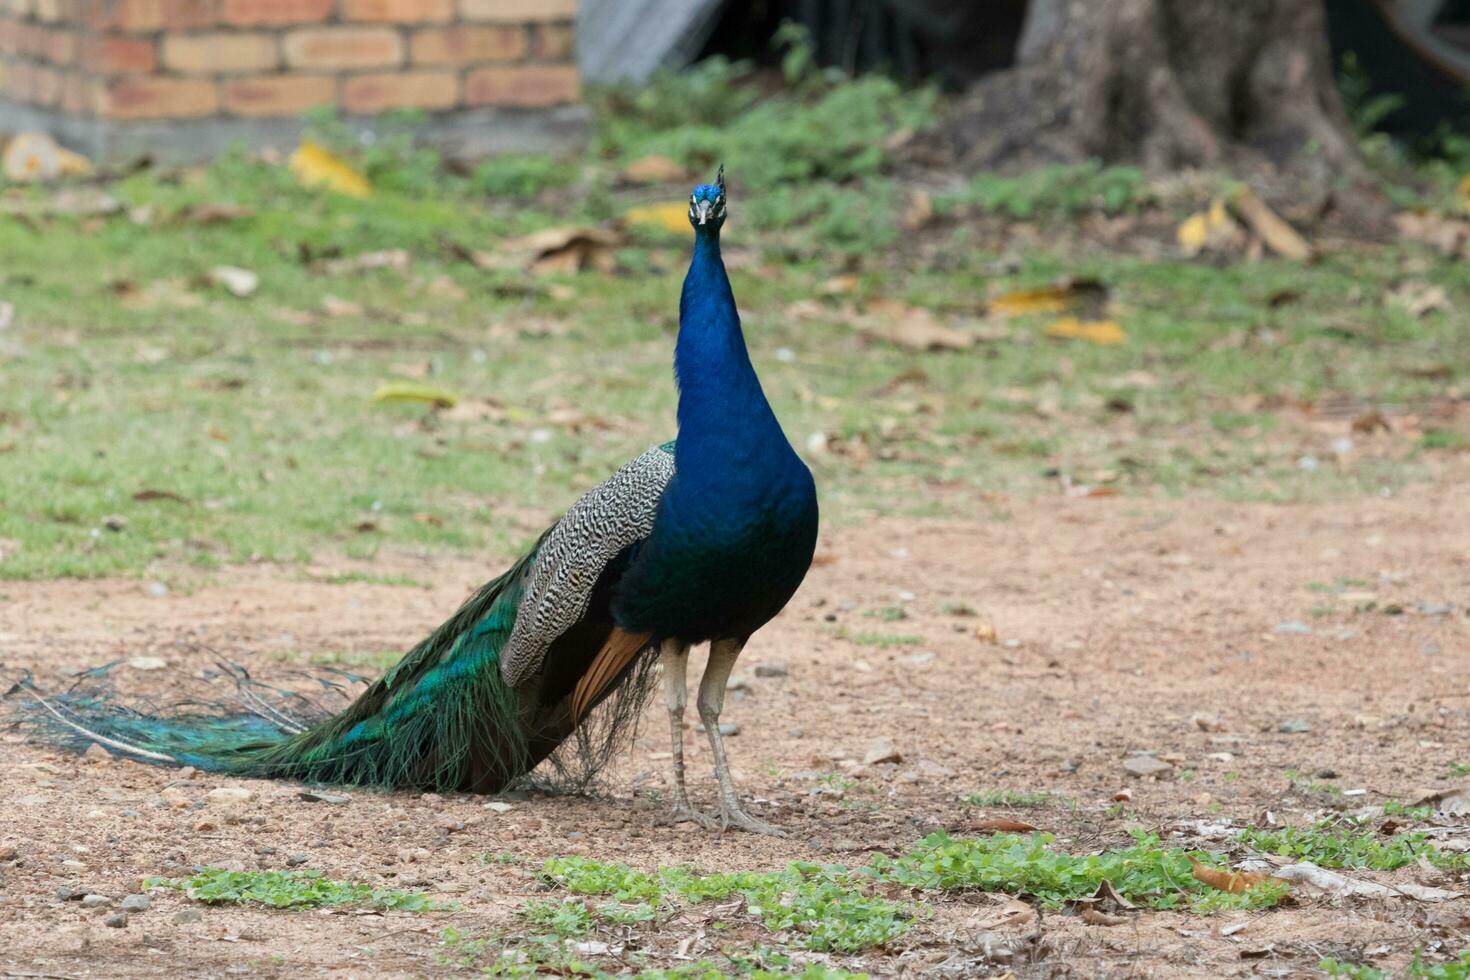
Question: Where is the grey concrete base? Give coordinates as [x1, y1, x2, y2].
[0, 101, 590, 165]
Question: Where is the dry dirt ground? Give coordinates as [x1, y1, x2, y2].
[1, 478, 1468, 978]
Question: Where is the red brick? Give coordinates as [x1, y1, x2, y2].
[531, 22, 571, 60]
[6, 59, 34, 101]
[61, 69, 87, 112]
[459, 0, 575, 22]
[222, 0, 328, 26]
[162, 30, 276, 73]
[15, 22, 42, 56]
[45, 27, 77, 65]
[411, 24, 523, 65]
[343, 0, 451, 23]
[30, 61, 59, 104]
[283, 26, 402, 69]
[99, 76, 218, 118]
[464, 64, 576, 106]
[343, 69, 456, 112]
[223, 72, 333, 115]
[86, 35, 158, 73]
[100, 0, 217, 33]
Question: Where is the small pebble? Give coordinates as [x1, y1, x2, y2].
[753, 664, 788, 678]
[206, 787, 254, 805]
[787, 728, 803, 738]
[1273, 621, 1311, 635]
[80, 894, 110, 909]
[0, 845, 17, 861]
[55, 886, 86, 901]
[484, 801, 513, 814]
[567, 831, 585, 841]
[173, 909, 202, 925]
[718, 722, 739, 736]
[1278, 719, 1312, 734]
[103, 913, 127, 928]
[285, 854, 309, 867]
[120, 894, 150, 913]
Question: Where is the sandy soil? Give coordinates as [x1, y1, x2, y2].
[1, 480, 1468, 978]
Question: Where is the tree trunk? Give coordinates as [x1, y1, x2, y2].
[938, 0, 1366, 181]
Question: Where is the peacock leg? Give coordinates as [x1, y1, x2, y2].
[661, 638, 715, 828]
[697, 638, 786, 837]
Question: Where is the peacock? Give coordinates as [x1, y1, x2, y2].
[14, 169, 819, 836]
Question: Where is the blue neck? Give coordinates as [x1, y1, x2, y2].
[674, 227, 782, 461]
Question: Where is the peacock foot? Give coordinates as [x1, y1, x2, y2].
[718, 802, 787, 838]
[669, 802, 719, 830]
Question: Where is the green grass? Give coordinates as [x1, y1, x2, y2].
[1240, 819, 1469, 871]
[1324, 952, 1470, 980]
[147, 867, 449, 911]
[438, 832, 1309, 975]
[868, 832, 1288, 913]
[960, 789, 1054, 808]
[1, 60, 1466, 580]
[836, 629, 924, 648]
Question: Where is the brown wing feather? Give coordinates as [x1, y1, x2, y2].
[570, 628, 652, 724]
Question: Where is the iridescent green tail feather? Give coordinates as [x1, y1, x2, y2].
[10, 540, 550, 794]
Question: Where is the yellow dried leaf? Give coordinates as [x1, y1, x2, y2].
[989, 286, 1074, 316]
[289, 141, 371, 199]
[1045, 317, 1125, 346]
[372, 382, 460, 408]
[1228, 188, 1312, 260]
[622, 200, 691, 235]
[1176, 200, 1241, 256]
[990, 279, 1110, 317]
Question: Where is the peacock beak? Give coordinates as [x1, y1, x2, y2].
[694, 200, 713, 225]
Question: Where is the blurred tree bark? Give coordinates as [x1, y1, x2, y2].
[939, 0, 1367, 182]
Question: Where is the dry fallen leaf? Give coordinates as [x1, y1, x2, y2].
[972, 818, 1040, 833]
[977, 899, 1036, 931]
[1045, 317, 1125, 346]
[319, 250, 410, 275]
[132, 489, 189, 504]
[1412, 787, 1470, 817]
[289, 141, 371, 198]
[820, 275, 860, 296]
[487, 226, 622, 275]
[209, 266, 259, 298]
[620, 155, 686, 184]
[1274, 862, 1458, 902]
[622, 201, 691, 236]
[865, 303, 974, 351]
[1352, 410, 1392, 434]
[1177, 199, 1245, 257]
[170, 203, 255, 225]
[1188, 856, 1287, 894]
[901, 189, 934, 232]
[990, 278, 1110, 318]
[1228, 188, 1313, 260]
[1081, 907, 1129, 926]
[1387, 281, 1450, 317]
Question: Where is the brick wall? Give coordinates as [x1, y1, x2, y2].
[0, 0, 579, 123]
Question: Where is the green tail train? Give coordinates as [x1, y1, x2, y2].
[10, 530, 654, 794]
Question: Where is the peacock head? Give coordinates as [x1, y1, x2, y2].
[688, 165, 728, 231]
